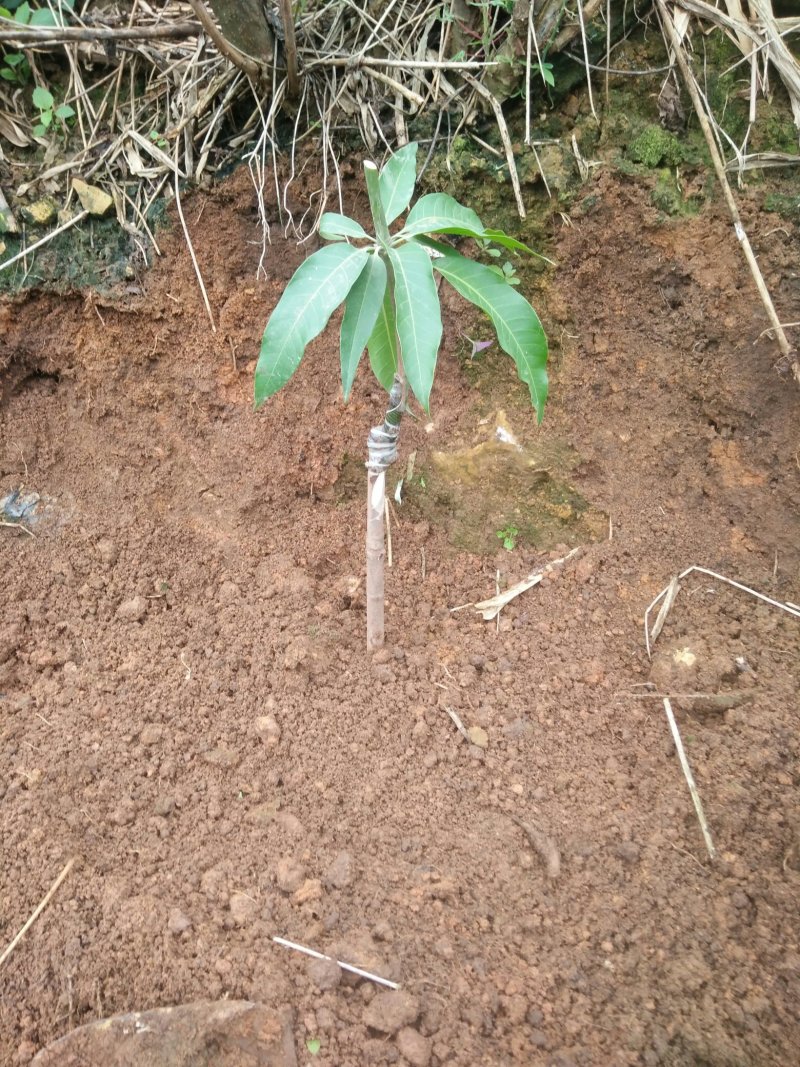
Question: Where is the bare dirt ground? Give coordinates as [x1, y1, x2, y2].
[1, 162, 799, 1067]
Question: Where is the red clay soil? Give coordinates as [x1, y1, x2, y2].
[1, 164, 799, 1067]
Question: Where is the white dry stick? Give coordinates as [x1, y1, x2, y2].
[0, 520, 35, 537]
[645, 565, 800, 657]
[576, 0, 598, 122]
[649, 575, 681, 647]
[465, 547, 581, 621]
[663, 699, 716, 861]
[461, 72, 526, 219]
[656, 0, 795, 380]
[272, 936, 399, 990]
[0, 211, 89, 274]
[444, 705, 470, 743]
[0, 858, 75, 968]
[173, 150, 216, 333]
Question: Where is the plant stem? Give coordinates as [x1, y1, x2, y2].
[366, 375, 404, 651]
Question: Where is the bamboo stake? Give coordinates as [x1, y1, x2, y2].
[366, 376, 404, 651]
[656, 0, 797, 383]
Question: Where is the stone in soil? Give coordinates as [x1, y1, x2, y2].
[396, 1026, 432, 1067]
[325, 850, 354, 889]
[306, 956, 342, 991]
[276, 857, 306, 894]
[30, 1000, 296, 1066]
[363, 990, 419, 1035]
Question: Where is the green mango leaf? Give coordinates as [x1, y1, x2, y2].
[255, 244, 369, 407]
[400, 192, 485, 238]
[388, 241, 442, 412]
[482, 228, 554, 263]
[319, 212, 370, 242]
[340, 253, 387, 401]
[378, 142, 418, 226]
[421, 238, 548, 421]
[399, 193, 552, 263]
[32, 85, 53, 110]
[366, 283, 398, 390]
[30, 8, 58, 25]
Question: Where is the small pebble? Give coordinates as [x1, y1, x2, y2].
[325, 850, 353, 889]
[167, 908, 192, 935]
[363, 990, 419, 1035]
[116, 596, 147, 622]
[276, 857, 306, 894]
[307, 956, 342, 991]
[396, 1026, 432, 1067]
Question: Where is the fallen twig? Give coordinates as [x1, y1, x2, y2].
[623, 691, 756, 712]
[0, 520, 35, 537]
[174, 146, 216, 333]
[0, 22, 201, 44]
[444, 705, 470, 743]
[508, 814, 561, 880]
[656, 0, 797, 382]
[645, 565, 800, 658]
[0, 858, 75, 968]
[663, 698, 716, 860]
[461, 72, 526, 220]
[0, 211, 89, 274]
[272, 936, 399, 989]
[649, 575, 680, 646]
[455, 547, 581, 622]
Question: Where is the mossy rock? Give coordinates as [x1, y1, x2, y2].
[650, 169, 702, 217]
[764, 193, 800, 220]
[628, 125, 685, 168]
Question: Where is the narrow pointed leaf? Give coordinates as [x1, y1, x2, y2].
[388, 241, 442, 412]
[366, 285, 398, 390]
[378, 142, 418, 226]
[482, 229, 554, 263]
[255, 244, 369, 407]
[400, 192, 485, 238]
[340, 253, 387, 401]
[420, 238, 548, 421]
[399, 192, 553, 263]
[319, 212, 370, 242]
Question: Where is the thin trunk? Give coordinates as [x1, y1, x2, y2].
[365, 375, 404, 651]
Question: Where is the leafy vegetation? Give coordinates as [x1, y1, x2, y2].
[31, 85, 74, 137]
[254, 142, 548, 648]
[496, 523, 519, 551]
[254, 143, 548, 417]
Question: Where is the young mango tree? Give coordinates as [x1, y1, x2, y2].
[254, 143, 548, 650]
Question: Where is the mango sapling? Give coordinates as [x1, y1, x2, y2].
[254, 142, 548, 650]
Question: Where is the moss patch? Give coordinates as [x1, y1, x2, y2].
[764, 192, 800, 220]
[628, 125, 685, 168]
